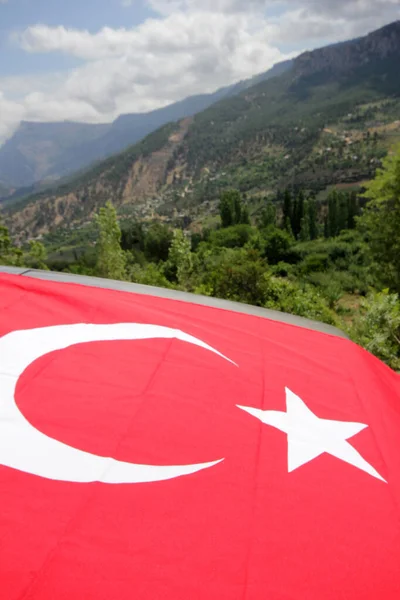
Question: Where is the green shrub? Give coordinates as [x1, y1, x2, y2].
[128, 263, 173, 288]
[260, 227, 294, 265]
[208, 224, 254, 249]
[300, 253, 330, 274]
[271, 261, 294, 277]
[262, 277, 338, 326]
[192, 247, 269, 306]
[348, 291, 400, 370]
[144, 223, 173, 262]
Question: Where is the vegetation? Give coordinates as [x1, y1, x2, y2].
[2, 146, 400, 371]
[0, 219, 47, 268]
[349, 291, 400, 371]
[1, 25, 400, 370]
[4, 30, 400, 242]
[357, 145, 400, 292]
[95, 201, 127, 280]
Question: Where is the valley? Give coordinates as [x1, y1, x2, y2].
[1, 21, 400, 370]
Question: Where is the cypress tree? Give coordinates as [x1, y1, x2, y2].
[285, 216, 294, 238]
[299, 202, 311, 242]
[233, 194, 242, 225]
[308, 197, 318, 240]
[327, 190, 339, 237]
[348, 191, 358, 229]
[324, 215, 329, 239]
[240, 205, 250, 225]
[282, 189, 293, 228]
[293, 190, 305, 238]
[219, 194, 234, 228]
[337, 192, 349, 234]
[260, 199, 277, 228]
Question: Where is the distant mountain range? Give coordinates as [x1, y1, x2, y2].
[4, 21, 400, 241]
[0, 59, 293, 193]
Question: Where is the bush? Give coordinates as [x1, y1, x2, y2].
[300, 253, 330, 274]
[260, 227, 294, 265]
[357, 144, 400, 293]
[128, 263, 173, 288]
[144, 223, 173, 262]
[193, 247, 269, 306]
[262, 277, 338, 326]
[208, 224, 254, 249]
[164, 229, 193, 287]
[271, 261, 294, 277]
[348, 291, 400, 370]
[305, 269, 361, 298]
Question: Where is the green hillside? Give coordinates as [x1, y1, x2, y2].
[3, 21, 400, 241]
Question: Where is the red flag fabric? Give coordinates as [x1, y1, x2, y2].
[0, 272, 400, 600]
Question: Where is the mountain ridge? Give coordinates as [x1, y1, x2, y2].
[4, 21, 400, 241]
[293, 21, 400, 79]
[0, 59, 294, 192]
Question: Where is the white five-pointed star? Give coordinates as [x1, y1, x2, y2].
[238, 388, 386, 482]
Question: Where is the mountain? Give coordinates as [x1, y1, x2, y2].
[4, 21, 400, 241]
[0, 60, 293, 191]
[0, 182, 14, 200]
[0, 121, 110, 190]
[294, 21, 400, 79]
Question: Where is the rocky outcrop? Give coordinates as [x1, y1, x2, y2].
[294, 21, 400, 78]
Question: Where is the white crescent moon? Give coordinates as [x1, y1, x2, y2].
[0, 323, 234, 484]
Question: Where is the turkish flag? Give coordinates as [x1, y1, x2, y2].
[0, 273, 400, 600]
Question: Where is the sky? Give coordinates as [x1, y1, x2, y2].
[0, 0, 399, 144]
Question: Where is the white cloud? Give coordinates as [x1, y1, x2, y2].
[1, 0, 399, 144]
[0, 93, 25, 141]
[2, 10, 291, 143]
[145, 0, 400, 18]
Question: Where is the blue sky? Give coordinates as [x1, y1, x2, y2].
[0, 0, 295, 78]
[0, 0, 155, 76]
[0, 0, 399, 143]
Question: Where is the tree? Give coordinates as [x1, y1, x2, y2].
[299, 205, 311, 242]
[166, 229, 193, 287]
[325, 190, 353, 238]
[199, 248, 269, 306]
[129, 262, 172, 289]
[240, 205, 250, 225]
[284, 216, 294, 238]
[347, 191, 358, 230]
[292, 190, 305, 238]
[308, 197, 318, 240]
[0, 220, 23, 266]
[219, 189, 248, 227]
[358, 145, 400, 292]
[349, 291, 400, 371]
[259, 199, 277, 228]
[263, 278, 337, 326]
[0, 221, 11, 255]
[282, 189, 293, 228]
[292, 196, 298, 235]
[262, 228, 294, 265]
[144, 223, 173, 262]
[120, 220, 145, 251]
[337, 192, 349, 234]
[208, 224, 253, 249]
[327, 190, 339, 238]
[219, 195, 234, 228]
[323, 215, 329, 239]
[233, 193, 242, 225]
[94, 201, 126, 280]
[28, 240, 48, 270]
